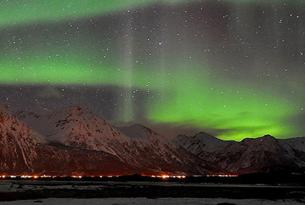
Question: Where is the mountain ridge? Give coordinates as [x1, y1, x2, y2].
[1, 105, 305, 176]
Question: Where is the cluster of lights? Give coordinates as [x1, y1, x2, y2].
[0, 175, 119, 179]
[20, 175, 54, 179]
[1, 175, 17, 179]
[206, 174, 238, 178]
[71, 175, 83, 179]
[70, 175, 121, 179]
[151, 175, 186, 179]
[0, 175, 55, 179]
[0, 174, 238, 179]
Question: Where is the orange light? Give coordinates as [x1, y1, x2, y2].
[72, 175, 82, 179]
[160, 175, 170, 179]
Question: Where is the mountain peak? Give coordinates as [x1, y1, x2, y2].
[128, 123, 149, 130]
[193, 132, 222, 143]
[133, 123, 156, 132]
[262, 134, 276, 139]
[259, 135, 278, 143]
[241, 135, 277, 143]
[195, 132, 218, 138]
[119, 123, 160, 140]
[0, 109, 41, 172]
[2, 106, 305, 175]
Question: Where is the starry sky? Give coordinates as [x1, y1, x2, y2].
[1, 0, 305, 141]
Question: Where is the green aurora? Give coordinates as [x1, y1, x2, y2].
[0, 51, 301, 140]
[0, 0, 303, 28]
[0, 0, 304, 141]
[0, 0, 190, 28]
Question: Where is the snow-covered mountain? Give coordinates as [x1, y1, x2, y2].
[3, 107, 133, 176]
[175, 134, 305, 174]
[18, 107, 135, 163]
[17, 106, 200, 174]
[0, 106, 40, 174]
[119, 124, 207, 174]
[48, 106, 131, 160]
[2, 105, 305, 176]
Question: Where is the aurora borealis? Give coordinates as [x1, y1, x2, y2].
[1, 0, 305, 141]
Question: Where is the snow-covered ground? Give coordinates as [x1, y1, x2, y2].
[1, 180, 303, 192]
[1, 198, 304, 205]
[1, 181, 305, 204]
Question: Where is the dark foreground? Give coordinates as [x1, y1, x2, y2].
[1, 198, 305, 205]
[0, 178, 305, 202]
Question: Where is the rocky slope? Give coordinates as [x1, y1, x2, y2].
[0, 107, 40, 174]
[17, 107, 203, 175]
[33, 107, 205, 174]
[1, 107, 132, 176]
[1, 106, 305, 176]
[175, 134, 305, 174]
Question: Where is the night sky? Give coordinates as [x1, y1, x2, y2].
[1, 0, 305, 141]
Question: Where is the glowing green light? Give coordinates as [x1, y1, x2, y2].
[0, 0, 303, 140]
[147, 64, 300, 141]
[0, 0, 302, 28]
[0, 0, 193, 28]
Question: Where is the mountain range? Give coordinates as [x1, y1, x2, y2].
[0, 105, 305, 176]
